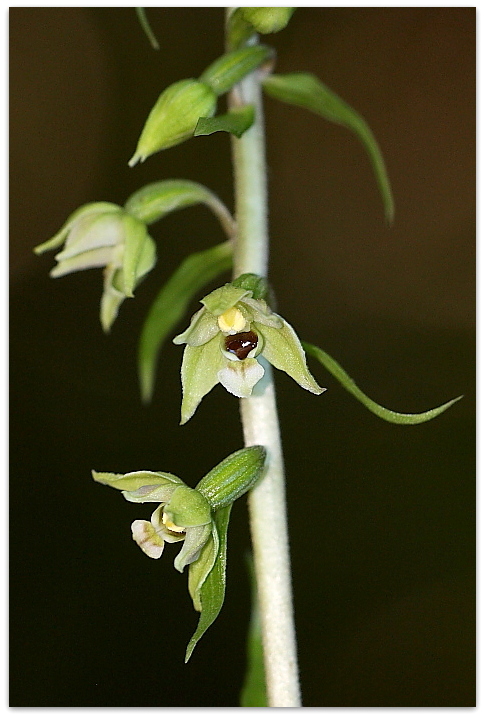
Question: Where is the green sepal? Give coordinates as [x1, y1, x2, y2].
[128, 79, 217, 165]
[120, 213, 151, 297]
[124, 180, 235, 238]
[92, 469, 183, 493]
[196, 446, 266, 510]
[186, 505, 232, 662]
[34, 202, 120, 255]
[180, 336, 227, 425]
[257, 320, 325, 395]
[135, 8, 159, 50]
[200, 45, 273, 96]
[138, 240, 233, 404]
[303, 341, 463, 424]
[201, 284, 251, 316]
[263, 72, 395, 223]
[164, 485, 212, 528]
[194, 105, 255, 139]
[241, 7, 295, 34]
[231, 273, 269, 301]
[174, 523, 213, 574]
[173, 307, 219, 347]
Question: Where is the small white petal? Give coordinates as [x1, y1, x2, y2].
[131, 519, 165, 559]
[218, 358, 264, 398]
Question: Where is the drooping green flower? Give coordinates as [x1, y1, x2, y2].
[173, 274, 325, 423]
[92, 445, 266, 570]
[34, 203, 156, 332]
[93, 446, 267, 659]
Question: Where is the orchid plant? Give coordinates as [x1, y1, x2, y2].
[34, 7, 461, 707]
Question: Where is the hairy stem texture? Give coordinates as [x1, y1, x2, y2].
[228, 30, 302, 708]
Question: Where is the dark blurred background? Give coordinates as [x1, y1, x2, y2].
[10, 7, 475, 708]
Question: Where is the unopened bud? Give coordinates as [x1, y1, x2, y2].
[241, 7, 295, 34]
[129, 79, 217, 166]
[196, 446, 266, 510]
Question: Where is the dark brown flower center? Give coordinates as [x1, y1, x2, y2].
[224, 331, 258, 360]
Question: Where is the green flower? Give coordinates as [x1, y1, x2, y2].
[93, 446, 266, 659]
[92, 446, 266, 572]
[173, 275, 325, 423]
[34, 203, 156, 332]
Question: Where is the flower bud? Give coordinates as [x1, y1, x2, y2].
[196, 446, 266, 510]
[129, 79, 217, 166]
[200, 45, 274, 96]
[241, 7, 295, 34]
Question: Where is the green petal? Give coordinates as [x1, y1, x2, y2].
[135, 234, 157, 282]
[186, 505, 232, 662]
[50, 247, 113, 278]
[92, 469, 183, 493]
[187, 521, 219, 612]
[54, 212, 122, 260]
[174, 523, 212, 574]
[263, 73, 394, 223]
[120, 214, 150, 297]
[138, 240, 233, 404]
[173, 307, 219, 347]
[164, 485, 212, 528]
[258, 320, 325, 394]
[34, 202, 120, 255]
[240, 297, 283, 328]
[196, 446, 266, 511]
[303, 341, 463, 424]
[180, 336, 226, 424]
[194, 106, 255, 139]
[201, 284, 251, 316]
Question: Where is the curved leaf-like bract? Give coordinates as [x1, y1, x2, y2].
[185, 504, 232, 662]
[138, 241, 233, 403]
[194, 105, 255, 139]
[263, 72, 395, 223]
[135, 8, 159, 50]
[303, 341, 462, 424]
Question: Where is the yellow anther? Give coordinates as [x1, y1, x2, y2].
[162, 512, 185, 533]
[217, 307, 247, 334]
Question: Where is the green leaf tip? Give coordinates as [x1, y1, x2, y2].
[135, 8, 159, 51]
[303, 341, 462, 424]
[263, 72, 395, 223]
[185, 505, 232, 662]
[196, 445, 267, 510]
[194, 106, 255, 139]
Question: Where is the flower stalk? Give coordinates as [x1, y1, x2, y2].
[227, 21, 301, 708]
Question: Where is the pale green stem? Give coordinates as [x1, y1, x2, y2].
[228, 34, 302, 709]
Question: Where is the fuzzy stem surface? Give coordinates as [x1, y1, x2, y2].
[228, 28, 301, 708]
